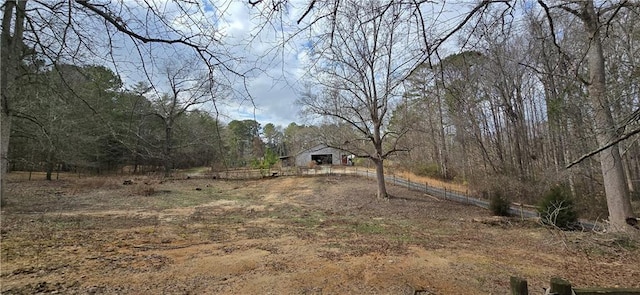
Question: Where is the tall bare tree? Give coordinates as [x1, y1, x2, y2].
[150, 63, 212, 177]
[299, 1, 426, 199]
[400, 63, 451, 180]
[536, 0, 638, 231]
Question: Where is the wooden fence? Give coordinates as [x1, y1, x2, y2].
[511, 277, 640, 295]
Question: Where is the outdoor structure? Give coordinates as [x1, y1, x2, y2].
[293, 144, 352, 167]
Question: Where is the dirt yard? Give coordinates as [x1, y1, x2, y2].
[1, 173, 639, 294]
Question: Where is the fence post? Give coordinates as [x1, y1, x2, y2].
[549, 277, 572, 295]
[425, 182, 428, 194]
[510, 276, 528, 295]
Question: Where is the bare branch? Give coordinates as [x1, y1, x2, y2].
[76, 1, 201, 46]
[536, 0, 562, 52]
[567, 126, 640, 169]
[297, 0, 316, 24]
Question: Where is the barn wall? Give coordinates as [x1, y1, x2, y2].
[294, 146, 344, 166]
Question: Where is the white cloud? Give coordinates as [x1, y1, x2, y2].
[208, 0, 311, 127]
[86, 0, 306, 127]
[84, 0, 486, 128]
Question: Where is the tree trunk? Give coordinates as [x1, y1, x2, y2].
[163, 122, 172, 178]
[373, 158, 387, 199]
[623, 155, 634, 196]
[45, 150, 54, 181]
[373, 123, 388, 199]
[1, 0, 27, 199]
[583, 1, 634, 231]
[436, 93, 449, 179]
[46, 164, 53, 181]
[0, 108, 9, 194]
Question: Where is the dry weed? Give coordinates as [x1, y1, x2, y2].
[131, 185, 157, 197]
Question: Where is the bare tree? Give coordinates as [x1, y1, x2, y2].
[299, 1, 426, 199]
[536, 0, 638, 231]
[400, 63, 451, 180]
[150, 63, 213, 177]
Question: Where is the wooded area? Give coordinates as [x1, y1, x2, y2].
[1, 1, 638, 231]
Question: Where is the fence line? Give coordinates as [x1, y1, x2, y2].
[209, 165, 600, 230]
[209, 166, 525, 214]
[209, 166, 522, 213]
[350, 167, 600, 229]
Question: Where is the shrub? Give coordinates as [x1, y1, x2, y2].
[251, 148, 279, 176]
[489, 191, 511, 216]
[538, 186, 578, 230]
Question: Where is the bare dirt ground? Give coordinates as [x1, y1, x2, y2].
[1, 173, 639, 294]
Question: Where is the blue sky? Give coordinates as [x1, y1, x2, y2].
[100, 0, 503, 129]
[65, 0, 302, 128]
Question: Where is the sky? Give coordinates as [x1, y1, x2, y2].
[162, 0, 313, 128]
[85, 0, 504, 129]
[205, 1, 309, 128]
[67, 0, 309, 128]
[200, 0, 514, 128]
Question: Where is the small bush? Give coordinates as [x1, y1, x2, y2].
[489, 191, 511, 216]
[538, 186, 578, 230]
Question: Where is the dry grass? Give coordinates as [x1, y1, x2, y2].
[392, 170, 469, 194]
[1, 174, 639, 294]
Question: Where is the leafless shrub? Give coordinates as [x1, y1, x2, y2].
[540, 200, 569, 228]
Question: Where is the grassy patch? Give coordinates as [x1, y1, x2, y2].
[353, 222, 385, 234]
[291, 211, 326, 228]
[146, 192, 218, 210]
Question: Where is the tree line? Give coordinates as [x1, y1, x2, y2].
[386, 4, 639, 226]
[7, 62, 325, 179]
